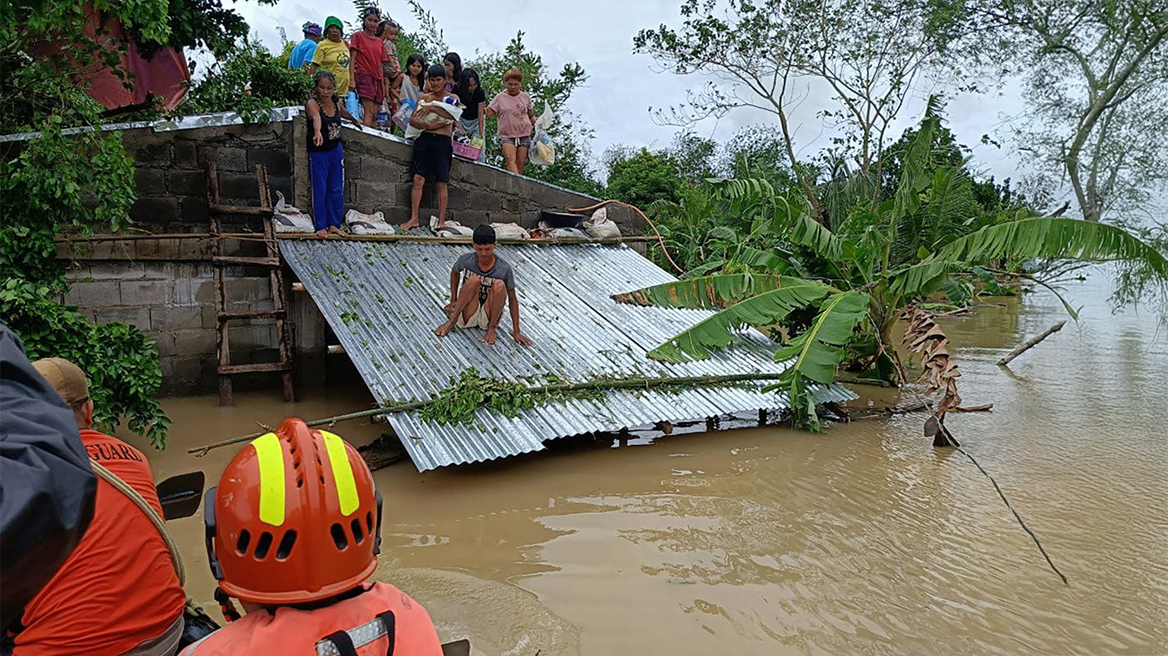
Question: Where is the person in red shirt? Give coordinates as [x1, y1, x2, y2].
[13, 358, 185, 656]
[349, 6, 388, 127]
[180, 418, 443, 656]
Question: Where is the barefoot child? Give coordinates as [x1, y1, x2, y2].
[435, 225, 534, 346]
[402, 65, 460, 231]
[306, 70, 358, 237]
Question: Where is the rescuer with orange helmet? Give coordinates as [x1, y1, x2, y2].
[180, 418, 443, 656]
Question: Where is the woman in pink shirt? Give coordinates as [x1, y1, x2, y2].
[486, 68, 536, 175]
[348, 6, 387, 127]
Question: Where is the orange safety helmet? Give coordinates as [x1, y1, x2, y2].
[203, 417, 383, 605]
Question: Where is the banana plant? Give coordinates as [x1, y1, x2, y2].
[614, 110, 1168, 431]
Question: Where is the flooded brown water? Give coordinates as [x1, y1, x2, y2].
[136, 272, 1168, 655]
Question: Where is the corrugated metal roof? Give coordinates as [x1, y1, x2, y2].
[280, 241, 855, 471]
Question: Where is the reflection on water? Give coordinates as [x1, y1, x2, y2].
[142, 271, 1167, 655]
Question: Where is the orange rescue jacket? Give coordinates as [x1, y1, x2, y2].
[180, 583, 443, 656]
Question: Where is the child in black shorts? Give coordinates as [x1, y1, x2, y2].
[403, 65, 458, 231]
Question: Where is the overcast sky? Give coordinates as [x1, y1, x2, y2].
[230, 0, 1028, 184]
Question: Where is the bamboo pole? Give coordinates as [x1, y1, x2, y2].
[188, 372, 789, 456]
[997, 321, 1066, 366]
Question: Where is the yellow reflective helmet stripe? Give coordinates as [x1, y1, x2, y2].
[252, 432, 286, 526]
[320, 430, 359, 516]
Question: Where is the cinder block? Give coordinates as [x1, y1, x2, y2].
[454, 210, 489, 228]
[172, 328, 218, 355]
[129, 197, 180, 224]
[354, 179, 393, 208]
[446, 186, 469, 210]
[88, 262, 144, 280]
[469, 190, 501, 210]
[130, 141, 173, 167]
[360, 156, 396, 181]
[121, 280, 168, 306]
[195, 280, 217, 304]
[174, 141, 199, 169]
[180, 198, 210, 225]
[92, 306, 151, 330]
[150, 306, 203, 331]
[145, 331, 178, 357]
[135, 168, 166, 195]
[217, 172, 261, 200]
[225, 277, 273, 303]
[160, 355, 207, 389]
[168, 170, 207, 197]
[217, 147, 249, 172]
[248, 149, 291, 176]
[64, 281, 120, 307]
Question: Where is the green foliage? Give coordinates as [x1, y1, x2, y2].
[1, 280, 170, 447]
[0, 0, 261, 447]
[605, 147, 685, 209]
[614, 109, 1168, 430]
[418, 368, 537, 425]
[182, 39, 313, 122]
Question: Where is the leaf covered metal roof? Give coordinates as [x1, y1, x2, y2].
[280, 240, 855, 471]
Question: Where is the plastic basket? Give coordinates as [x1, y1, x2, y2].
[452, 140, 481, 161]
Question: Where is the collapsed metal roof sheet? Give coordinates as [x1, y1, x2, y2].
[280, 241, 855, 471]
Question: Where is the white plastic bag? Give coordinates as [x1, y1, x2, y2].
[528, 102, 555, 167]
[345, 209, 396, 235]
[272, 191, 315, 233]
[583, 206, 621, 239]
[430, 216, 474, 237]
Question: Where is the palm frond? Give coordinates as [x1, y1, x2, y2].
[886, 259, 953, 297]
[612, 274, 816, 310]
[790, 214, 843, 261]
[773, 291, 870, 384]
[733, 246, 795, 274]
[939, 218, 1168, 281]
[647, 282, 831, 362]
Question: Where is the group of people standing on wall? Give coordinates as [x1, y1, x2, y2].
[290, 8, 540, 237]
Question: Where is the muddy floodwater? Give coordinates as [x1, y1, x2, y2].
[140, 271, 1167, 655]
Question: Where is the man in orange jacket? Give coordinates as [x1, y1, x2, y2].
[181, 418, 443, 656]
[11, 357, 186, 656]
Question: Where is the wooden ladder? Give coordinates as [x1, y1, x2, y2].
[205, 163, 295, 406]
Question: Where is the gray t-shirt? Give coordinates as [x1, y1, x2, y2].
[453, 252, 515, 290]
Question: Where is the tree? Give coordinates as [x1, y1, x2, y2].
[604, 147, 685, 209]
[634, 0, 968, 221]
[0, 0, 267, 446]
[181, 39, 313, 121]
[953, 0, 1168, 222]
[613, 108, 1168, 432]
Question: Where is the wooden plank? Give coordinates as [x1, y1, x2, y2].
[218, 309, 287, 320]
[219, 362, 292, 375]
[274, 233, 658, 245]
[209, 203, 275, 217]
[212, 256, 281, 267]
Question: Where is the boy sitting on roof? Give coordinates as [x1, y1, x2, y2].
[434, 225, 534, 346]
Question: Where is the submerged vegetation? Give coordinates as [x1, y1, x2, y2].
[612, 103, 1168, 431]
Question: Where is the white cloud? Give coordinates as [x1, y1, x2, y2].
[229, 0, 1031, 182]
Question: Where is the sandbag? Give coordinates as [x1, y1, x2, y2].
[272, 191, 314, 233]
[345, 209, 395, 235]
[549, 227, 588, 239]
[583, 206, 621, 239]
[491, 223, 530, 240]
[431, 216, 473, 237]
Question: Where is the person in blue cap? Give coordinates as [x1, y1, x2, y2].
[289, 22, 322, 70]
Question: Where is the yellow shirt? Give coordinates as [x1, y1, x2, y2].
[312, 39, 352, 96]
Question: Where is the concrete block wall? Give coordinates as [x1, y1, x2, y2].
[290, 118, 643, 233]
[59, 116, 643, 395]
